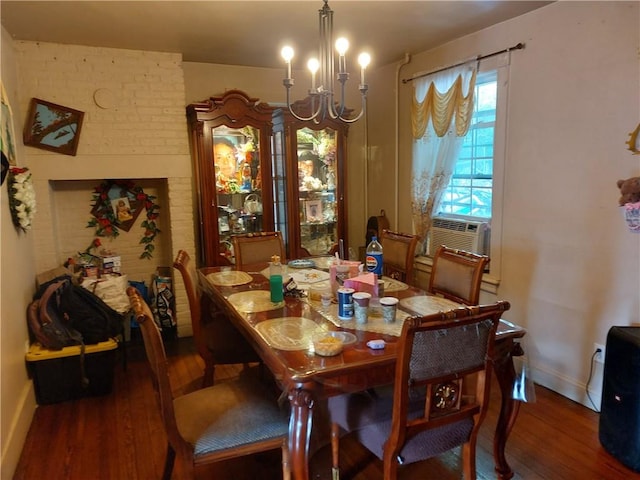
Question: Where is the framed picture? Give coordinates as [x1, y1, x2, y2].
[305, 199, 323, 222]
[23, 98, 84, 156]
[91, 180, 143, 232]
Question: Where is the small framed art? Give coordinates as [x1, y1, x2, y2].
[23, 98, 84, 156]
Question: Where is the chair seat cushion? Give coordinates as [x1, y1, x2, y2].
[174, 376, 288, 457]
[329, 386, 473, 465]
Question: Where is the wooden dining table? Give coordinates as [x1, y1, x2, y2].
[198, 261, 526, 480]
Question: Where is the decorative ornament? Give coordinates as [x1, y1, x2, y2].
[7, 167, 37, 232]
[86, 180, 160, 259]
[626, 123, 640, 155]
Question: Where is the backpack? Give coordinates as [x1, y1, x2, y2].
[29, 276, 123, 347]
[27, 280, 83, 350]
[59, 282, 123, 345]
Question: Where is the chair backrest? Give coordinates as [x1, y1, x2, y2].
[173, 250, 202, 337]
[386, 301, 510, 467]
[127, 287, 188, 458]
[232, 232, 286, 268]
[428, 245, 489, 305]
[379, 229, 419, 285]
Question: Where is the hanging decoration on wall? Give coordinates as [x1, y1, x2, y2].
[7, 167, 37, 232]
[87, 179, 160, 259]
[625, 123, 640, 155]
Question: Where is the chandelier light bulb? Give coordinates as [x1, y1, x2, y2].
[335, 37, 349, 56]
[281, 46, 294, 63]
[358, 52, 371, 69]
[307, 58, 320, 74]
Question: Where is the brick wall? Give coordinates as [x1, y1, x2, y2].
[13, 41, 197, 337]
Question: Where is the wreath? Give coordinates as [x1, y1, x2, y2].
[86, 179, 160, 259]
[7, 167, 37, 232]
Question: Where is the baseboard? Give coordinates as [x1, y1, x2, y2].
[531, 363, 602, 412]
[0, 382, 36, 480]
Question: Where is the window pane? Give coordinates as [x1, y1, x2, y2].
[439, 72, 497, 219]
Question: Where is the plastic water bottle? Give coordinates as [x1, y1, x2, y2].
[269, 255, 284, 303]
[366, 236, 383, 276]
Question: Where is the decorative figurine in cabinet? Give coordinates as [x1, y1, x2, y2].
[187, 90, 275, 266]
[273, 98, 349, 259]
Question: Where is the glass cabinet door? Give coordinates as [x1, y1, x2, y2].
[187, 90, 275, 266]
[297, 127, 338, 256]
[213, 126, 265, 262]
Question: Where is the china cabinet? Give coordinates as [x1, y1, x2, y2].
[272, 98, 349, 259]
[186, 90, 275, 266]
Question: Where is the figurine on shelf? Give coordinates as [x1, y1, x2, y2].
[241, 162, 252, 191]
[214, 137, 239, 193]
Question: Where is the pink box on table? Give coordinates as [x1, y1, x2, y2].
[343, 272, 379, 297]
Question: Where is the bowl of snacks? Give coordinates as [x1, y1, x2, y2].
[312, 332, 345, 357]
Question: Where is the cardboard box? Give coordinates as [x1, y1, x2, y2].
[101, 255, 121, 274]
[26, 339, 118, 405]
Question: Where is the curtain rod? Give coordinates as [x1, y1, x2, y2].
[402, 42, 525, 84]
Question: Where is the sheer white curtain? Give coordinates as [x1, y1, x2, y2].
[411, 62, 476, 251]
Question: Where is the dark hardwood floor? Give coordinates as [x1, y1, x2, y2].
[14, 337, 639, 480]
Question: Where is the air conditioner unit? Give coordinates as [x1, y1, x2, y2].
[428, 217, 490, 257]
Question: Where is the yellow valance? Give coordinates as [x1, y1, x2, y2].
[411, 70, 476, 139]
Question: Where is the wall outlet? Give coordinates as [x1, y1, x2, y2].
[594, 343, 606, 363]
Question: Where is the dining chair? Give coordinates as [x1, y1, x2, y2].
[329, 300, 510, 480]
[379, 229, 419, 286]
[126, 287, 290, 480]
[232, 231, 286, 268]
[173, 250, 261, 387]
[428, 245, 490, 305]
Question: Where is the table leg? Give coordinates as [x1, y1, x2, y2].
[492, 340, 524, 480]
[288, 385, 315, 480]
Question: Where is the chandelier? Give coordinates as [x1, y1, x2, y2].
[281, 0, 370, 124]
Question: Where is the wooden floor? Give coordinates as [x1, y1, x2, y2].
[14, 337, 639, 480]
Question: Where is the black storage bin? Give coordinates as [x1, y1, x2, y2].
[26, 339, 118, 405]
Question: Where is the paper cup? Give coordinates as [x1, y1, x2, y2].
[380, 297, 399, 323]
[352, 292, 371, 324]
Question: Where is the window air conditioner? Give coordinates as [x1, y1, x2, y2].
[428, 217, 490, 257]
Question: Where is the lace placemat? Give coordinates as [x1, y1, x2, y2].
[206, 270, 253, 287]
[382, 277, 409, 293]
[254, 317, 322, 350]
[399, 295, 461, 315]
[227, 290, 285, 313]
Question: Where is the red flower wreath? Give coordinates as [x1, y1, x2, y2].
[86, 180, 161, 259]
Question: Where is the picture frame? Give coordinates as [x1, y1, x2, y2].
[305, 199, 323, 222]
[23, 98, 84, 156]
[91, 180, 143, 232]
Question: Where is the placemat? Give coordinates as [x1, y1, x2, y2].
[227, 290, 285, 313]
[399, 295, 462, 315]
[382, 276, 409, 293]
[254, 317, 322, 350]
[206, 270, 253, 287]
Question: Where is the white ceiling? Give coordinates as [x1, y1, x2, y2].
[1, 1, 552, 69]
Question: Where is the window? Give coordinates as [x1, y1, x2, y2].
[438, 70, 497, 219]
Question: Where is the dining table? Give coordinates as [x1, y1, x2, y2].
[198, 258, 526, 480]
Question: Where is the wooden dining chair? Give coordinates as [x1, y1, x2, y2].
[428, 245, 490, 305]
[126, 287, 290, 480]
[329, 301, 510, 480]
[173, 250, 261, 387]
[379, 229, 419, 285]
[232, 231, 286, 268]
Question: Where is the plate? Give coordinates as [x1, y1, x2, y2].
[288, 259, 316, 269]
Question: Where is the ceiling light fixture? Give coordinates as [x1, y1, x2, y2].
[281, 0, 370, 124]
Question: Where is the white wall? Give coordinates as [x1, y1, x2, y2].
[370, 1, 640, 409]
[0, 27, 38, 480]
